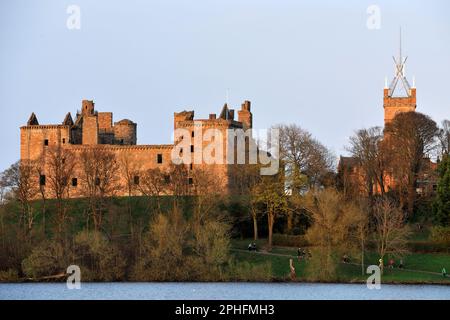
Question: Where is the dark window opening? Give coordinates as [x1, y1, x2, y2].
[188, 177, 193, 185]
[95, 177, 100, 186]
[190, 145, 194, 152]
[62, 138, 66, 144]
[62, 158, 65, 164]
[180, 148, 183, 154]
[190, 163, 193, 170]
[191, 131, 195, 138]
[134, 175, 140, 185]
[72, 178, 78, 187]
[157, 154, 163, 164]
[39, 175, 46, 186]
[44, 139, 49, 146]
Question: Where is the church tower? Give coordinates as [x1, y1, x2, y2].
[383, 30, 416, 125]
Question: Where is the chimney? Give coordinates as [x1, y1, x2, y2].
[242, 100, 251, 111]
[209, 113, 216, 120]
[238, 100, 253, 129]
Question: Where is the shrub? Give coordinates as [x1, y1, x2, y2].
[272, 234, 309, 247]
[21, 241, 66, 279]
[0, 268, 19, 282]
[73, 230, 127, 281]
[407, 241, 449, 253]
[226, 260, 272, 281]
[429, 226, 450, 244]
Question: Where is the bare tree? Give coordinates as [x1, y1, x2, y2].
[167, 163, 189, 207]
[80, 148, 120, 231]
[384, 112, 438, 216]
[438, 120, 450, 157]
[277, 124, 335, 191]
[189, 166, 226, 228]
[302, 189, 362, 280]
[43, 146, 76, 236]
[2, 161, 38, 236]
[347, 127, 387, 197]
[139, 167, 167, 213]
[252, 172, 287, 249]
[229, 164, 261, 240]
[372, 198, 411, 274]
[119, 153, 142, 235]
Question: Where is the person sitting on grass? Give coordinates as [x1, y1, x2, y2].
[442, 267, 447, 278]
[388, 259, 395, 269]
[342, 254, 350, 264]
[398, 259, 404, 269]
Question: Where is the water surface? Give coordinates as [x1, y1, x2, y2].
[1, 282, 449, 300]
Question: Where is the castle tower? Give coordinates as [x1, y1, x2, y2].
[81, 100, 98, 145]
[383, 30, 416, 125]
[238, 100, 252, 130]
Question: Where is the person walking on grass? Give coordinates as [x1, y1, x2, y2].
[297, 248, 302, 261]
[442, 267, 447, 278]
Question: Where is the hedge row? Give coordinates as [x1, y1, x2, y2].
[272, 234, 309, 247]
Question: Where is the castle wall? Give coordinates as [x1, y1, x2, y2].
[82, 116, 99, 145]
[98, 112, 113, 131]
[20, 125, 70, 161]
[20, 99, 254, 199]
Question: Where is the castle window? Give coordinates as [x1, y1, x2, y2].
[44, 139, 49, 146]
[72, 178, 78, 187]
[95, 177, 100, 186]
[157, 154, 163, 164]
[188, 177, 193, 185]
[62, 138, 66, 144]
[191, 131, 195, 138]
[190, 145, 194, 152]
[62, 158, 65, 164]
[190, 163, 193, 170]
[39, 175, 46, 186]
[180, 148, 183, 154]
[134, 175, 140, 185]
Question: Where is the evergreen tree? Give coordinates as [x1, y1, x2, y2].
[433, 155, 450, 226]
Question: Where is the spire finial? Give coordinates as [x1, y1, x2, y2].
[399, 26, 402, 64]
[388, 27, 412, 97]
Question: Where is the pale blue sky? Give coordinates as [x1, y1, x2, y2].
[1, 0, 449, 171]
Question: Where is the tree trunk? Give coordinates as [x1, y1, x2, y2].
[361, 238, 365, 276]
[268, 212, 274, 250]
[407, 182, 416, 218]
[252, 214, 258, 241]
[286, 211, 293, 234]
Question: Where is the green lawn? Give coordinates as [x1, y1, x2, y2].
[231, 238, 450, 284]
